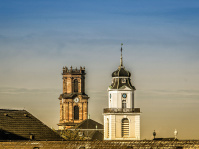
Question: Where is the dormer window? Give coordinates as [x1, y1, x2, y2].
[122, 78, 126, 83]
[78, 132, 84, 137]
[74, 79, 78, 92]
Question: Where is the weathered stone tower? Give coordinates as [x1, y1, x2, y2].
[103, 46, 141, 140]
[58, 66, 89, 130]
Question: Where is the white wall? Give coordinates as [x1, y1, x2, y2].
[108, 90, 134, 109]
[104, 113, 140, 140]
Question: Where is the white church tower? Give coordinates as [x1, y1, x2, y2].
[103, 45, 141, 140]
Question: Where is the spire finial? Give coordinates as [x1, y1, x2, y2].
[120, 43, 123, 67]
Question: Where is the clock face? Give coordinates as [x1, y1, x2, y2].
[74, 97, 79, 103]
[122, 93, 127, 98]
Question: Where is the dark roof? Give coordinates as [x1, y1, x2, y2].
[110, 77, 136, 90]
[57, 119, 104, 141]
[112, 66, 131, 77]
[56, 129, 104, 141]
[0, 109, 64, 141]
[110, 66, 135, 90]
[78, 130, 104, 141]
[59, 93, 89, 100]
[153, 138, 178, 141]
[70, 119, 103, 129]
[91, 130, 103, 140]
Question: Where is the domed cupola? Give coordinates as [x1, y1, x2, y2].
[112, 67, 131, 77]
[109, 45, 135, 90]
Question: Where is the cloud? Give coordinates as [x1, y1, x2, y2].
[138, 89, 199, 96]
[136, 89, 199, 105]
[0, 87, 59, 95]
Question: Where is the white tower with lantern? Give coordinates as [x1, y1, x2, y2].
[103, 46, 141, 140]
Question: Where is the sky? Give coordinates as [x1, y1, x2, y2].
[0, 0, 199, 139]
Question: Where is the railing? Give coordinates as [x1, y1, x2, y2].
[103, 108, 140, 113]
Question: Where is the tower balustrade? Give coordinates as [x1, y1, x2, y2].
[103, 108, 140, 113]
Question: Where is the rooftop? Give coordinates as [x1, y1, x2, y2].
[0, 109, 63, 141]
[70, 119, 103, 130]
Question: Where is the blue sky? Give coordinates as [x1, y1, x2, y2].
[0, 0, 199, 139]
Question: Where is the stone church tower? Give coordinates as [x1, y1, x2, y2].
[58, 66, 89, 130]
[103, 46, 141, 140]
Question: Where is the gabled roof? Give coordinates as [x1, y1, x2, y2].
[116, 86, 132, 90]
[77, 129, 104, 141]
[0, 109, 64, 141]
[70, 119, 103, 129]
[65, 119, 104, 141]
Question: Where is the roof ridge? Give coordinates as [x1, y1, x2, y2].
[70, 119, 103, 129]
[0, 109, 26, 111]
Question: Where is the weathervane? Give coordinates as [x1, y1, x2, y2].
[120, 43, 123, 67]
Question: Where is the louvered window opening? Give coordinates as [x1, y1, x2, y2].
[74, 79, 78, 92]
[74, 106, 79, 120]
[122, 118, 129, 137]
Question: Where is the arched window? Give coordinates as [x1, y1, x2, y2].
[74, 79, 78, 92]
[74, 106, 79, 120]
[122, 100, 126, 109]
[106, 118, 109, 138]
[122, 118, 129, 137]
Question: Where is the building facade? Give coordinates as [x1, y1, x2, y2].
[58, 66, 89, 130]
[103, 47, 141, 140]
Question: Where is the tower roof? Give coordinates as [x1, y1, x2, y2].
[110, 45, 135, 90]
[112, 67, 131, 77]
[62, 66, 85, 75]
